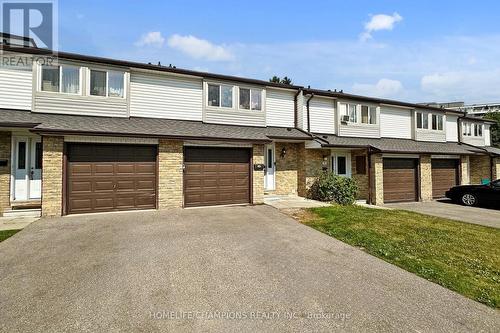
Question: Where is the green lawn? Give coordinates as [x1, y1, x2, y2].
[300, 205, 500, 308]
[0, 229, 21, 243]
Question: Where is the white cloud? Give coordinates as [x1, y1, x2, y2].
[352, 78, 404, 98]
[167, 34, 234, 61]
[135, 31, 165, 48]
[421, 70, 500, 102]
[361, 12, 403, 41]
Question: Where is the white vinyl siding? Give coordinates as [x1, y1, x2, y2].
[380, 106, 412, 139]
[0, 65, 32, 110]
[460, 121, 487, 146]
[204, 109, 265, 127]
[485, 125, 491, 146]
[445, 115, 458, 142]
[338, 102, 380, 138]
[309, 97, 335, 134]
[130, 72, 202, 121]
[34, 94, 128, 117]
[414, 110, 446, 142]
[266, 89, 295, 127]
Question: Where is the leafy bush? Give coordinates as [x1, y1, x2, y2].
[308, 172, 358, 205]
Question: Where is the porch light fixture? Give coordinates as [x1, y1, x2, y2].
[280, 147, 287, 158]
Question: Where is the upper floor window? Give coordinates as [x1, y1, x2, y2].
[361, 105, 377, 124]
[207, 84, 233, 108]
[340, 103, 377, 124]
[41, 65, 80, 94]
[417, 112, 442, 130]
[89, 69, 125, 98]
[463, 122, 483, 137]
[239, 88, 262, 111]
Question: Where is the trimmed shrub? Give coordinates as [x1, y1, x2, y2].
[308, 172, 358, 205]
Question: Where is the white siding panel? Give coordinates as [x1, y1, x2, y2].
[415, 130, 446, 142]
[445, 115, 458, 142]
[461, 136, 485, 147]
[485, 125, 491, 146]
[380, 106, 412, 139]
[34, 94, 127, 117]
[130, 73, 202, 121]
[204, 109, 265, 127]
[0, 66, 32, 110]
[266, 89, 295, 127]
[339, 124, 380, 138]
[309, 97, 335, 134]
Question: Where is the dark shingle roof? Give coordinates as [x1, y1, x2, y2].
[484, 146, 500, 156]
[315, 134, 488, 155]
[0, 109, 311, 142]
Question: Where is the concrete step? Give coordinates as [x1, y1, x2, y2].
[3, 208, 41, 218]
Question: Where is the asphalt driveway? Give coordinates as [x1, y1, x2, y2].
[0, 205, 498, 332]
[386, 200, 500, 229]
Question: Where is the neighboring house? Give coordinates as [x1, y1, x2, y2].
[0, 43, 499, 218]
[425, 101, 500, 117]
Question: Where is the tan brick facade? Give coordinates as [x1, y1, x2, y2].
[419, 155, 433, 201]
[158, 139, 183, 209]
[0, 132, 11, 216]
[252, 144, 265, 204]
[297, 144, 307, 197]
[494, 157, 500, 180]
[304, 148, 330, 191]
[351, 149, 369, 200]
[460, 155, 470, 185]
[41, 136, 64, 217]
[470, 155, 490, 184]
[272, 142, 300, 195]
[370, 153, 384, 205]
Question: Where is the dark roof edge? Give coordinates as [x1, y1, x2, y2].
[2, 45, 302, 90]
[303, 88, 465, 115]
[0, 121, 40, 128]
[30, 128, 272, 144]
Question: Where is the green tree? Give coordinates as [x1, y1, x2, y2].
[269, 76, 293, 85]
[483, 112, 500, 147]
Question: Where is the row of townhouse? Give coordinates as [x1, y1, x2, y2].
[0, 42, 499, 217]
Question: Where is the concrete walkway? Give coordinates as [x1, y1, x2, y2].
[264, 195, 330, 210]
[0, 206, 498, 332]
[386, 200, 500, 229]
[0, 216, 38, 231]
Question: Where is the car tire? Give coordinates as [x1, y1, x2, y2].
[461, 193, 478, 206]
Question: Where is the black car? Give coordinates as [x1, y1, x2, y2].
[445, 179, 500, 207]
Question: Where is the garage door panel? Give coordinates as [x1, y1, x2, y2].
[383, 158, 418, 203]
[432, 159, 458, 198]
[184, 147, 251, 207]
[67, 144, 157, 214]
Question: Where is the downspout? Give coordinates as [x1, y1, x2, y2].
[457, 113, 465, 144]
[306, 93, 314, 133]
[293, 88, 302, 129]
[367, 146, 373, 205]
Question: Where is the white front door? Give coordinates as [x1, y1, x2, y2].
[264, 144, 275, 191]
[12, 137, 42, 201]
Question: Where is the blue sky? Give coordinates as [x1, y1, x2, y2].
[57, 0, 500, 103]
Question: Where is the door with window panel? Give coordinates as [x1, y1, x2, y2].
[330, 152, 351, 177]
[13, 137, 42, 201]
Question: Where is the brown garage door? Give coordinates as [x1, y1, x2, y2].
[383, 158, 418, 203]
[184, 147, 251, 207]
[66, 144, 157, 215]
[432, 159, 459, 199]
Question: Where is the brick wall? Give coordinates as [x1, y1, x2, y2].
[252, 144, 264, 204]
[419, 155, 433, 201]
[0, 132, 11, 216]
[41, 136, 63, 217]
[370, 153, 384, 205]
[305, 148, 330, 190]
[470, 155, 490, 184]
[273, 142, 299, 195]
[460, 155, 470, 185]
[158, 139, 183, 209]
[494, 157, 500, 180]
[351, 149, 368, 200]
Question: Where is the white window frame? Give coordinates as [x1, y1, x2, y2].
[330, 151, 351, 177]
[39, 64, 82, 95]
[360, 105, 377, 124]
[238, 86, 263, 112]
[88, 68, 126, 99]
[417, 111, 443, 131]
[206, 83, 234, 109]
